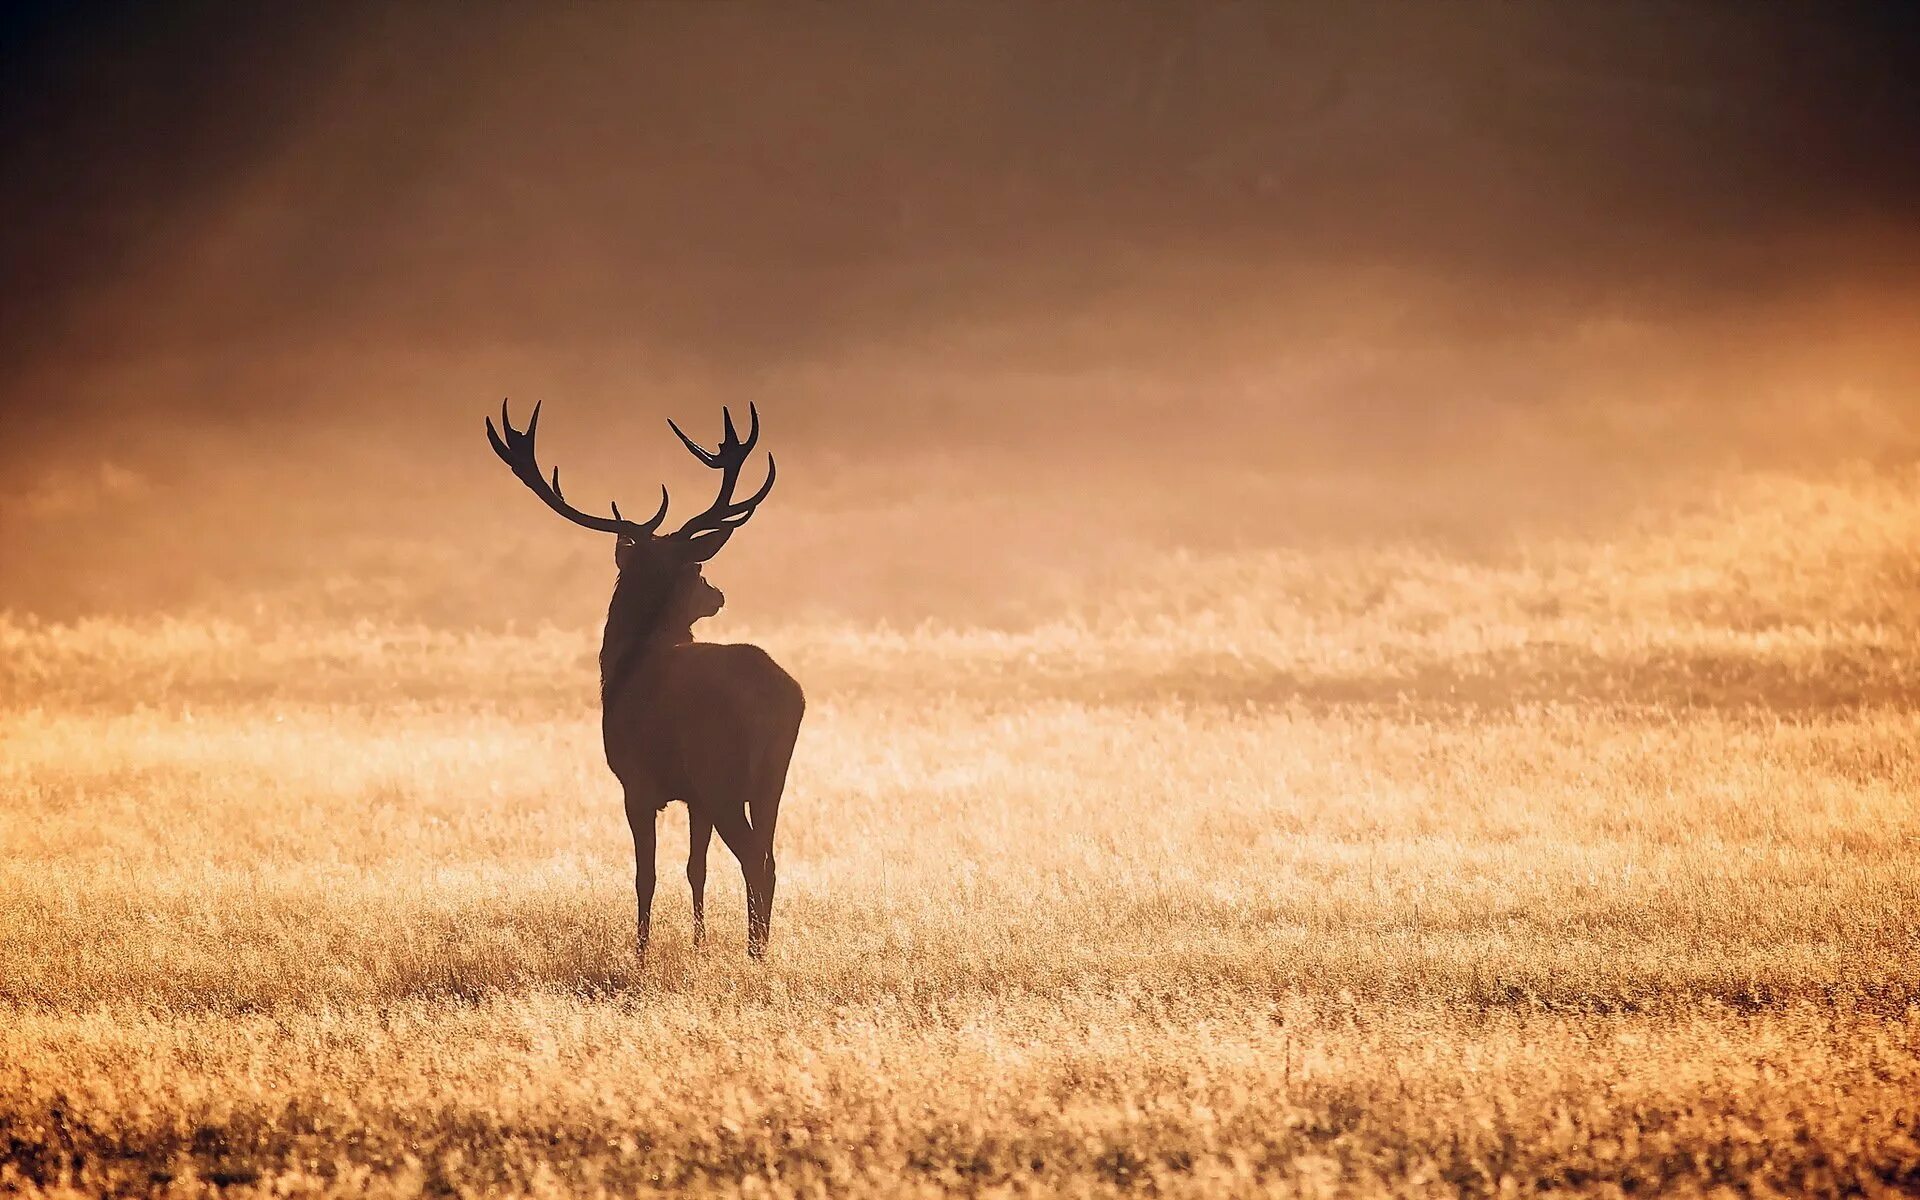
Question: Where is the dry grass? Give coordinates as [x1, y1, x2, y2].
[4, 466, 1920, 1196]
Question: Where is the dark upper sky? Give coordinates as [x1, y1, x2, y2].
[2, 2, 1919, 623]
[1, 2, 1917, 422]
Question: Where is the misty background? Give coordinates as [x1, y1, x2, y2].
[2, 2, 1917, 627]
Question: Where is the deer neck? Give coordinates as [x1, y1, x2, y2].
[598, 571, 689, 702]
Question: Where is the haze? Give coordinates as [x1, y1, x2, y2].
[2, 3, 1917, 626]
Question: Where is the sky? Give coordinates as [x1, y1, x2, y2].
[1, 2, 1918, 622]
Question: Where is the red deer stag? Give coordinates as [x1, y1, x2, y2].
[486, 401, 803, 959]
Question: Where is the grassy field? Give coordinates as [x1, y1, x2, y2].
[3, 465, 1919, 1196]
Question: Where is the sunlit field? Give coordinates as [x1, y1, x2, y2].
[4, 465, 1919, 1196]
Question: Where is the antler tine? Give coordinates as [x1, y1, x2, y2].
[485, 399, 669, 537]
[608, 487, 669, 529]
[642, 485, 669, 527]
[669, 402, 761, 465]
[720, 404, 761, 453]
[668, 417, 720, 466]
[735, 402, 760, 453]
[704, 454, 775, 523]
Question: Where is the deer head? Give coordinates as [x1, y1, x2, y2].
[486, 400, 776, 630]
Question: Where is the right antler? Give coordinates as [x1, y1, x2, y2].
[487, 400, 669, 538]
[667, 403, 776, 561]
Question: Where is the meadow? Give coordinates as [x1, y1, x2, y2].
[3, 463, 1919, 1196]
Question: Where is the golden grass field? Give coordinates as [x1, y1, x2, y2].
[3, 465, 1919, 1196]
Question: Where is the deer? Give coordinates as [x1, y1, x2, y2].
[486, 400, 804, 960]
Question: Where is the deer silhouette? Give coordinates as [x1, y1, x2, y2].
[487, 401, 804, 959]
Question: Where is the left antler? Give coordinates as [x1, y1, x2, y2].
[486, 400, 669, 538]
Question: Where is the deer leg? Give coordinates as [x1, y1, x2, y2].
[749, 841, 775, 961]
[624, 789, 659, 958]
[687, 809, 713, 947]
[745, 794, 782, 962]
[708, 809, 770, 960]
[744, 724, 798, 961]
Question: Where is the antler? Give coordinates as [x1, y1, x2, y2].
[666, 403, 776, 561]
[486, 400, 668, 537]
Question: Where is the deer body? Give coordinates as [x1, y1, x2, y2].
[605, 630, 804, 957]
[488, 400, 801, 958]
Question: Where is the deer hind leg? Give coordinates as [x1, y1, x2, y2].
[742, 719, 802, 960]
[737, 756, 791, 963]
[687, 808, 714, 947]
[623, 786, 661, 959]
[706, 807, 772, 960]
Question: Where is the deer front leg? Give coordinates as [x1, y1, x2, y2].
[688, 809, 713, 947]
[624, 790, 659, 958]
